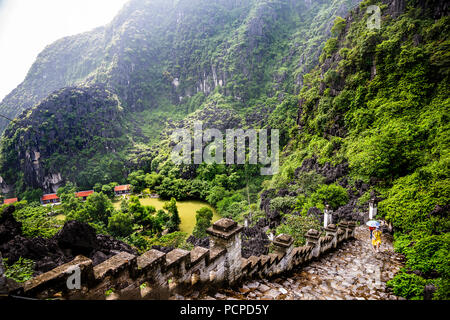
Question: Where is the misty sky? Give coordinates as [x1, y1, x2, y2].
[0, 0, 129, 101]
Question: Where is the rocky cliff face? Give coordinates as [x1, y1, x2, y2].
[0, 85, 127, 193]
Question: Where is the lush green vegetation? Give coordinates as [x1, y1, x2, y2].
[0, 0, 447, 300]
[296, 183, 349, 214]
[0, 0, 360, 198]
[193, 207, 214, 238]
[266, 0, 450, 299]
[3, 257, 35, 283]
[388, 233, 450, 299]
[275, 215, 322, 247]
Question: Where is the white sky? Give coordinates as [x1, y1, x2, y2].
[0, 0, 129, 101]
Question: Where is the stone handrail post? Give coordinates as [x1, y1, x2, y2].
[206, 218, 243, 285]
[305, 229, 321, 258]
[339, 221, 349, 239]
[339, 221, 357, 239]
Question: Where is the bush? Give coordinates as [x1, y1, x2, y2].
[297, 183, 349, 214]
[148, 231, 188, 248]
[125, 232, 150, 253]
[295, 171, 326, 196]
[4, 257, 35, 283]
[347, 121, 424, 181]
[13, 203, 60, 238]
[323, 38, 339, 57]
[269, 196, 297, 215]
[432, 277, 450, 300]
[156, 178, 190, 200]
[405, 234, 450, 279]
[164, 198, 181, 232]
[128, 170, 147, 193]
[20, 189, 43, 203]
[78, 192, 115, 225]
[275, 215, 321, 247]
[389, 232, 450, 300]
[206, 186, 229, 206]
[217, 193, 245, 215]
[101, 184, 115, 199]
[331, 16, 346, 36]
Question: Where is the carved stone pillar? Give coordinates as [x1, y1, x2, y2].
[324, 224, 338, 248]
[206, 218, 243, 284]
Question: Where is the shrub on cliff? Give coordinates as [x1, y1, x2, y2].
[275, 215, 321, 247]
[148, 231, 188, 249]
[269, 196, 297, 215]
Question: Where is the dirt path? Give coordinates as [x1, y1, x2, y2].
[187, 226, 405, 300]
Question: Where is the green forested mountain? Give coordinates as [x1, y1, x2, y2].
[0, 0, 360, 192]
[0, 0, 448, 300]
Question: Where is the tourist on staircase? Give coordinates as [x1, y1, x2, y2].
[372, 227, 382, 253]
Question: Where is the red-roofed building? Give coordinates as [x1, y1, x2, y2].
[75, 190, 94, 201]
[114, 184, 131, 196]
[41, 193, 60, 205]
[3, 198, 18, 205]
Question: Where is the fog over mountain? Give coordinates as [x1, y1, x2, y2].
[0, 0, 128, 101]
[0, 0, 448, 301]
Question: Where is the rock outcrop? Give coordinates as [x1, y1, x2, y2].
[241, 218, 271, 259]
[193, 226, 405, 300]
[0, 206, 137, 276]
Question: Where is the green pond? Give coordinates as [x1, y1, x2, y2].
[114, 198, 220, 235]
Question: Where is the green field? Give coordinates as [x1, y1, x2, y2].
[113, 198, 220, 235]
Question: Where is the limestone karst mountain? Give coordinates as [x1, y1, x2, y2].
[0, 0, 361, 192]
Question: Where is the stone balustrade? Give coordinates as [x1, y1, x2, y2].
[8, 218, 358, 300]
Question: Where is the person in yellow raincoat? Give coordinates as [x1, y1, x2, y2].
[372, 227, 382, 253]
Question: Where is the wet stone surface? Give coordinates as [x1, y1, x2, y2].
[178, 226, 405, 300]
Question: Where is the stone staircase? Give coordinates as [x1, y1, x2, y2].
[187, 226, 405, 300]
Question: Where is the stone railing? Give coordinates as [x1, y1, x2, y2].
[6, 218, 357, 300]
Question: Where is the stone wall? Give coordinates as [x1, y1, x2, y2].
[6, 218, 357, 300]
